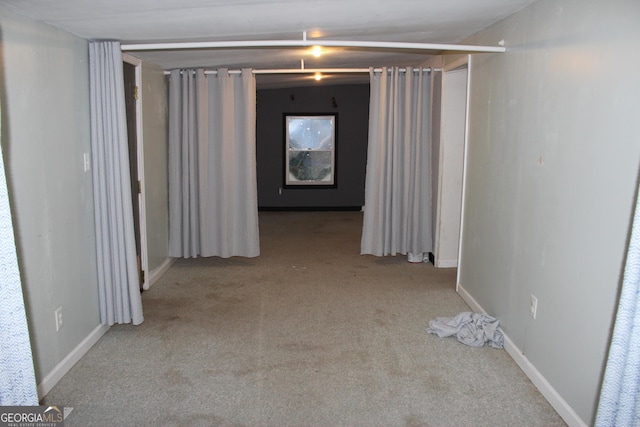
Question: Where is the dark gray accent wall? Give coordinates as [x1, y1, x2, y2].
[256, 84, 369, 209]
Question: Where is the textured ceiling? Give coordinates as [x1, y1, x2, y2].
[2, 0, 537, 87]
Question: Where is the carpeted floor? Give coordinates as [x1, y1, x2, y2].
[43, 211, 565, 426]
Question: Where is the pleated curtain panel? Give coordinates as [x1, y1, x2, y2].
[168, 69, 260, 258]
[361, 67, 433, 259]
[89, 41, 144, 326]
[596, 179, 640, 426]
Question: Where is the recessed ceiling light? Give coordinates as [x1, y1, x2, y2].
[312, 46, 322, 57]
[314, 72, 322, 81]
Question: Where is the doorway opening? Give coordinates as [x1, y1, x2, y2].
[122, 54, 148, 290]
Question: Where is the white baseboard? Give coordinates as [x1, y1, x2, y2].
[37, 324, 109, 399]
[38, 258, 176, 398]
[144, 257, 176, 290]
[435, 259, 458, 268]
[457, 283, 587, 427]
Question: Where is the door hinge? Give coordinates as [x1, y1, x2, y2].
[134, 85, 139, 101]
[141, 270, 145, 283]
[137, 180, 142, 194]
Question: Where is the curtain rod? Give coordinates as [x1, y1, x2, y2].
[122, 32, 505, 54]
[163, 67, 441, 76]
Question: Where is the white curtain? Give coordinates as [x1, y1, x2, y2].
[168, 69, 260, 258]
[0, 122, 38, 405]
[596, 180, 640, 426]
[361, 67, 433, 258]
[89, 41, 144, 326]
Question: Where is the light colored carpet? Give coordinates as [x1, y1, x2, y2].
[43, 211, 565, 426]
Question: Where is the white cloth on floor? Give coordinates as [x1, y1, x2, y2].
[426, 311, 504, 349]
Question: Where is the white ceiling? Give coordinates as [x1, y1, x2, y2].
[3, 0, 537, 87]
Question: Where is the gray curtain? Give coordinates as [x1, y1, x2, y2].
[361, 67, 432, 258]
[168, 69, 259, 258]
[89, 41, 144, 326]
[596, 179, 640, 426]
[0, 120, 38, 405]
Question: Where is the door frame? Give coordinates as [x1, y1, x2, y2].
[122, 53, 149, 290]
[451, 55, 471, 292]
[433, 56, 469, 272]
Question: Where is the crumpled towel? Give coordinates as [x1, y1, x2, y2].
[426, 311, 504, 349]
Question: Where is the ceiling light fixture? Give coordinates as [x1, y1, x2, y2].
[312, 46, 322, 57]
[314, 72, 322, 81]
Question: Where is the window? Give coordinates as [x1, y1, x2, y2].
[284, 114, 336, 188]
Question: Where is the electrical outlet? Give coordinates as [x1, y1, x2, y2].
[55, 307, 63, 331]
[529, 295, 538, 319]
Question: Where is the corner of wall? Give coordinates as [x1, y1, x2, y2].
[456, 283, 587, 427]
[37, 325, 109, 399]
[145, 257, 176, 290]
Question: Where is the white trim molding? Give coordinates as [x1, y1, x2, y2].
[457, 283, 587, 427]
[145, 257, 177, 290]
[435, 259, 458, 268]
[37, 324, 109, 399]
